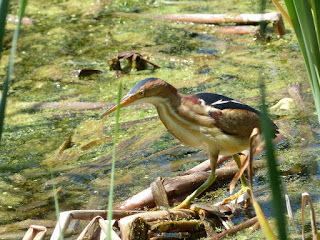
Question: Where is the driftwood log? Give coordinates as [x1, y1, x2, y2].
[114, 12, 285, 36]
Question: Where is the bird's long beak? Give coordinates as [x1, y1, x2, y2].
[99, 94, 137, 119]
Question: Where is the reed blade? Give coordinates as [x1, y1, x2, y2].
[106, 80, 122, 240]
[0, 0, 27, 143]
[284, 0, 320, 123]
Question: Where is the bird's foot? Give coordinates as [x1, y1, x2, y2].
[222, 186, 251, 205]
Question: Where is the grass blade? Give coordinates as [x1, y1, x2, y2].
[284, 0, 320, 123]
[248, 129, 277, 240]
[260, 79, 288, 240]
[106, 80, 122, 240]
[310, 0, 320, 47]
[284, 0, 311, 75]
[252, 195, 277, 240]
[51, 171, 64, 240]
[0, 0, 27, 143]
[257, 1, 287, 238]
[293, 0, 320, 123]
[0, 0, 10, 60]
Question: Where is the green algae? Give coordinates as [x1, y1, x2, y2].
[0, 0, 319, 238]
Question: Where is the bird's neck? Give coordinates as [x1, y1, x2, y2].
[151, 93, 181, 126]
[151, 93, 181, 114]
[152, 94, 206, 148]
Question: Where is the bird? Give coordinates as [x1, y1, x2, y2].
[100, 77, 278, 209]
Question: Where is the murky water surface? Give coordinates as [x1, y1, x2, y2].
[1, 0, 319, 238]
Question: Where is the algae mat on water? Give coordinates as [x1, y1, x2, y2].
[0, 0, 320, 238]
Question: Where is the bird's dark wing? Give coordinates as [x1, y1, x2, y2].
[194, 93, 260, 115]
[193, 93, 277, 137]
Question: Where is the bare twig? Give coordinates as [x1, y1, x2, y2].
[58, 135, 72, 154]
[281, 178, 299, 232]
[208, 216, 258, 240]
[301, 192, 319, 240]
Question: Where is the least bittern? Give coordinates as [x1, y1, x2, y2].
[100, 78, 278, 209]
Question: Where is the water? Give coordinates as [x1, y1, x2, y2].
[0, 0, 319, 238]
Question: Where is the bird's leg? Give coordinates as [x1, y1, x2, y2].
[222, 154, 250, 205]
[234, 154, 248, 187]
[173, 152, 218, 209]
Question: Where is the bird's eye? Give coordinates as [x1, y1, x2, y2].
[139, 90, 145, 96]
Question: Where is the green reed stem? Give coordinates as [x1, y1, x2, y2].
[284, 0, 320, 123]
[106, 80, 122, 239]
[51, 171, 64, 240]
[0, 0, 27, 143]
[260, 80, 288, 240]
[0, 0, 10, 60]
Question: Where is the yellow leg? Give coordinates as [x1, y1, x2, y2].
[222, 154, 250, 204]
[174, 152, 218, 209]
[234, 154, 248, 188]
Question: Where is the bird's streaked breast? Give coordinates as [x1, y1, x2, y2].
[148, 97, 207, 148]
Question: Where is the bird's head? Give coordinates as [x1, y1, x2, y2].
[100, 78, 178, 118]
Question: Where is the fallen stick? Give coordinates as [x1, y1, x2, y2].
[208, 216, 258, 240]
[114, 12, 285, 36]
[151, 12, 281, 24]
